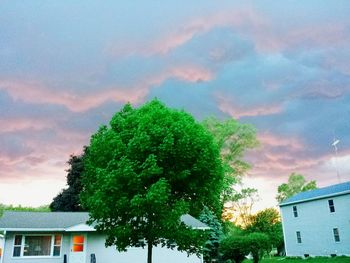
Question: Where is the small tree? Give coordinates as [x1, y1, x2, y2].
[81, 100, 224, 263]
[199, 207, 224, 262]
[276, 173, 317, 203]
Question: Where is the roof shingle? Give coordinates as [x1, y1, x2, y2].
[0, 211, 208, 230]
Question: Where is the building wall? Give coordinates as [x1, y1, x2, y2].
[280, 193, 350, 257]
[2, 232, 202, 263]
[85, 232, 202, 263]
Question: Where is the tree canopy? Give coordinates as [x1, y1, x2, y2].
[80, 100, 224, 263]
[276, 173, 317, 203]
[50, 154, 85, 211]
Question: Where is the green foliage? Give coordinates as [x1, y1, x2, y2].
[246, 232, 270, 263]
[220, 230, 269, 263]
[81, 99, 224, 263]
[202, 117, 258, 203]
[243, 256, 350, 263]
[246, 208, 284, 253]
[221, 234, 250, 263]
[50, 154, 85, 211]
[199, 207, 224, 263]
[276, 173, 317, 203]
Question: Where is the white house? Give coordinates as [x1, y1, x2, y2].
[0, 211, 208, 263]
[279, 181, 350, 257]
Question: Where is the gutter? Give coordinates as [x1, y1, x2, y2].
[279, 190, 350, 207]
[0, 228, 66, 232]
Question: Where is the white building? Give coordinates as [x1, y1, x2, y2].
[279, 181, 350, 257]
[0, 212, 207, 263]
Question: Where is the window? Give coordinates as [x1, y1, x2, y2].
[328, 200, 335, 213]
[53, 235, 62, 256]
[72, 235, 84, 252]
[13, 235, 62, 257]
[293, 205, 298, 217]
[333, 228, 340, 242]
[13, 235, 22, 257]
[296, 231, 302, 243]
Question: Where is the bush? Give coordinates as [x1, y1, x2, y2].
[220, 232, 270, 263]
[220, 235, 250, 263]
[245, 232, 270, 263]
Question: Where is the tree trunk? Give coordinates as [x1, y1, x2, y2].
[147, 241, 153, 263]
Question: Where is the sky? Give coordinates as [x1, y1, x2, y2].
[1, 1, 350, 211]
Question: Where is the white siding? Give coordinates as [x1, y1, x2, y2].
[85, 232, 202, 263]
[280, 194, 350, 257]
[2, 232, 202, 263]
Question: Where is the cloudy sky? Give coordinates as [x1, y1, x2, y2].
[1, 1, 350, 210]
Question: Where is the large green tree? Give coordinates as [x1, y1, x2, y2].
[50, 154, 85, 211]
[80, 100, 224, 263]
[276, 173, 317, 203]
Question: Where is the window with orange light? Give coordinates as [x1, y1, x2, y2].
[72, 236, 84, 252]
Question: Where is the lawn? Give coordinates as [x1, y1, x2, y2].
[243, 256, 350, 263]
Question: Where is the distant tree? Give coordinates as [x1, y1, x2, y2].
[0, 204, 50, 217]
[50, 154, 85, 211]
[199, 206, 224, 263]
[202, 118, 258, 204]
[80, 100, 224, 263]
[276, 173, 317, 203]
[223, 188, 259, 228]
[246, 208, 284, 255]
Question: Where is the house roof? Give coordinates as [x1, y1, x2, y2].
[0, 211, 209, 231]
[0, 212, 89, 231]
[279, 181, 350, 207]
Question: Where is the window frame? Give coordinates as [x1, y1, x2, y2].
[12, 234, 63, 258]
[292, 205, 298, 217]
[328, 199, 335, 213]
[333, 228, 340, 242]
[296, 231, 302, 244]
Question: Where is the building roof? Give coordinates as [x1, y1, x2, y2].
[0, 211, 209, 231]
[279, 181, 350, 207]
[0, 212, 89, 231]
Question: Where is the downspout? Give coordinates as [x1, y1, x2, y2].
[0, 230, 6, 263]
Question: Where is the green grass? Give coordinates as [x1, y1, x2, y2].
[243, 256, 350, 263]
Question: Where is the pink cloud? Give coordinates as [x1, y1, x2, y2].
[108, 7, 268, 57]
[0, 79, 147, 112]
[0, 118, 54, 133]
[0, 64, 213, 112]
[216, 95, 283, 119]
[108, 7, 350, 59]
